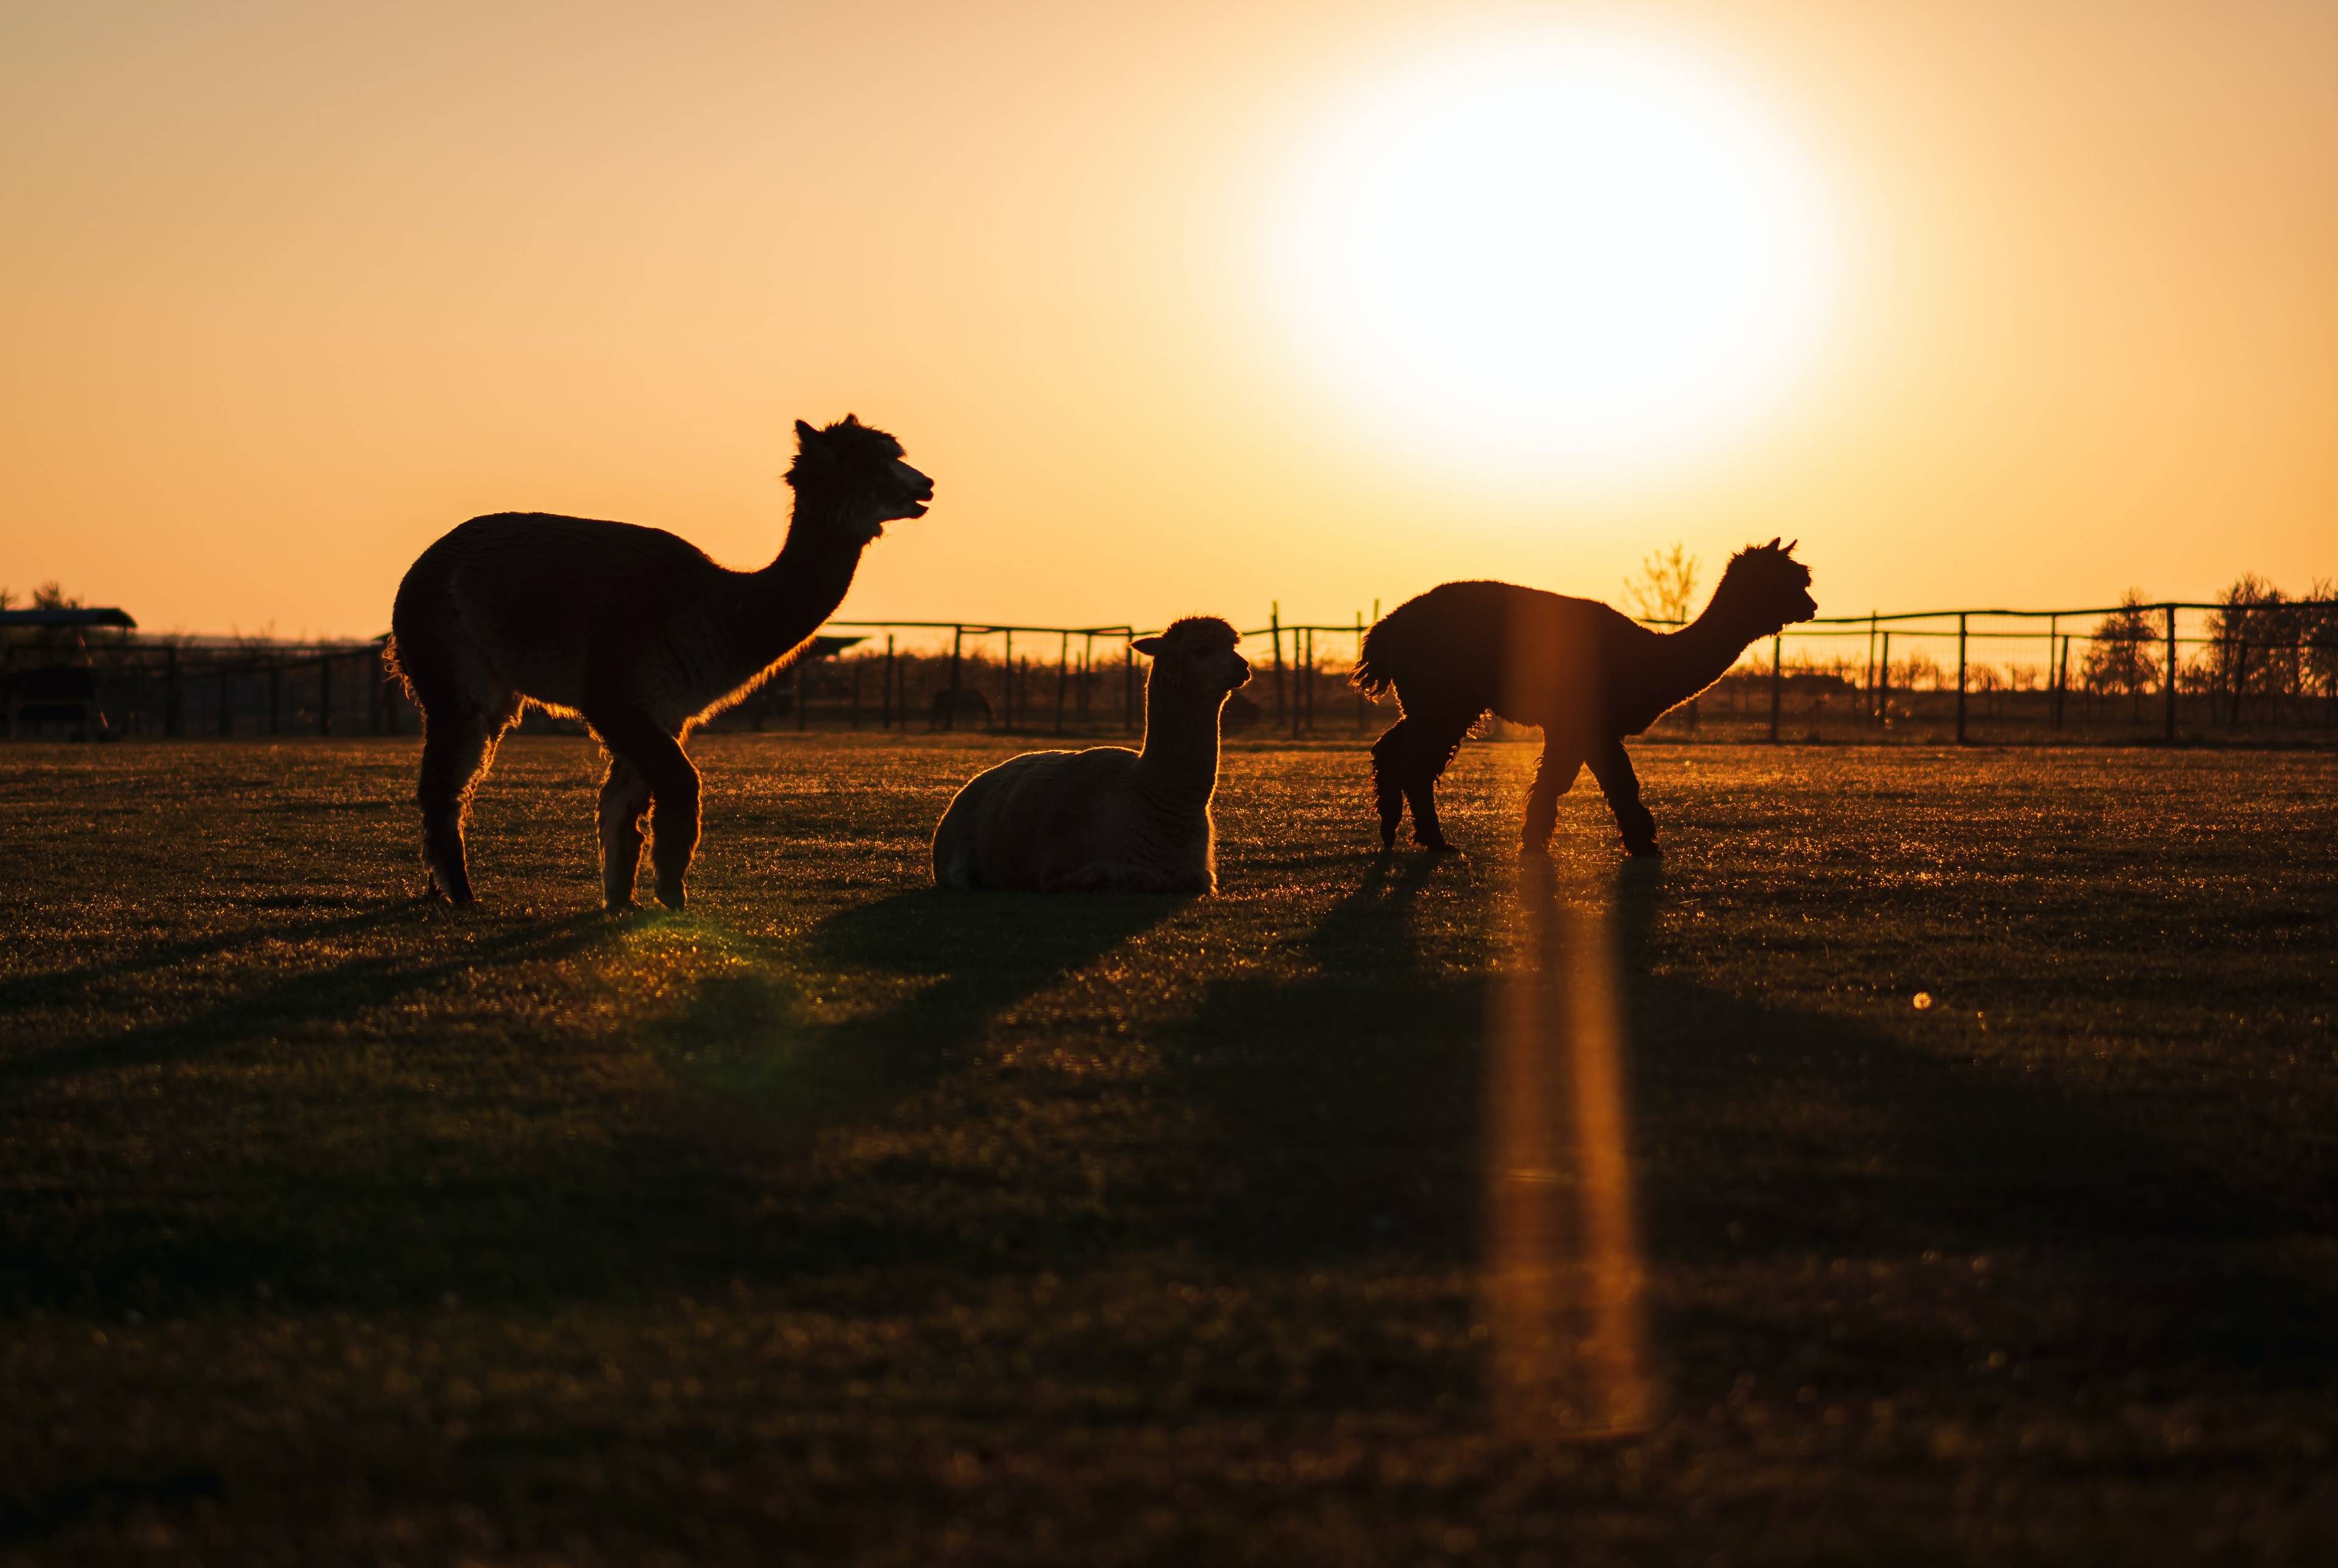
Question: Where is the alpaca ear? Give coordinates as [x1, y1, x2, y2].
[1132, 637, 1165, 657]
[840, 413, 862, 428]
[1766, 536, 1782, 551]
[794, 419, 820, 447]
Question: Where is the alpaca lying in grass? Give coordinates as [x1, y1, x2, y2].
[932, 617, 1251, 892]
[390, 415, 932, 909]
[1353, 540, 1816, 857]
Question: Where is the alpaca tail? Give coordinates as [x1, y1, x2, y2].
[381, 634, 416, 707]
[1351, 615, 1406, 698]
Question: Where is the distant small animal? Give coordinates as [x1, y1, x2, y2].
[932, 617, 1251, 892]
[1353, 540, 1816, 856]
[388, 415, 933, 909]
[927, 688, 994, 730]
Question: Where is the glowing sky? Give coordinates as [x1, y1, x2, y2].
[2, 1, 2333, 638]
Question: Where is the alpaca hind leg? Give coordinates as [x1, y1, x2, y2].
[1521, 738, 1584, 856]
[1369, 721, 1412, 848]
[1403, 715, 1474, 853]
[414, 702, 512, 903]
[597, 755, 653, 909]
[589, 707, 700, 909]
[1586, 735, 1659, 857]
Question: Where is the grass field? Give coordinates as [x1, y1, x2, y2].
[4, 735, 2336, 1565]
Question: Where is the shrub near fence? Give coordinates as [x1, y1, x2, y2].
[8, 600, 2334, 744]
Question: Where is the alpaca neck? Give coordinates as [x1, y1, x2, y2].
[1651, 589, 1775, 707]
[1134, 681, 1223, 808]
[738, 488, 869, 670]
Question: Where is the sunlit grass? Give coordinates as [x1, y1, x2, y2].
[2, 736, 2334, 1562]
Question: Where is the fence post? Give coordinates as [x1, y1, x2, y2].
[1878, 632, 1890, 725]
[1080, 633, 1094, 726]
[2164, 604, 2177, 741]
[217, 668, 233, 737]
[1768, 633, 1782, 743]
[1123, 637, 1136, 734]
[1307, 627, 1318, 732]
[882, 634, 895, 729]
[267, 661, 281, 735]
[1955, 615, 1968, 744]
[164, 646, 183, 737]
[2048, 615, 2060, 731]
[1271, 604, 1287, 733]
[944, 626, 964, 732]
[1866, 612, 1878, 721]
[1055, 631, 1069, 733]
[317, 655, 333, 737]
[1355, 611, 1367, 733]
[1003, 630, 1014, 731]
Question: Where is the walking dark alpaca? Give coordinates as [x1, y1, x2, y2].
[1353, 540, 1816, 857]
[388, 415, 933, 909]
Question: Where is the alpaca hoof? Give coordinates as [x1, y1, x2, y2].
[655, 885, 687, 911]
[1417, 839, 1462, 856]
[605, 897, 637, 914]
[1625, 842, 1662, 861]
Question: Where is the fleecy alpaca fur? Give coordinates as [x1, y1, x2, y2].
[931, 617, 1252, 893]
[387, 415, 933, 909]
[1353, 540, 1816, 856]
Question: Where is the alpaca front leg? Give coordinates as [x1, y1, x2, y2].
[1586, 736, 1659, 858]
[645, 757, 701, 910]
[597, 755, 651, 910]
[1521, 740, 1583, 856]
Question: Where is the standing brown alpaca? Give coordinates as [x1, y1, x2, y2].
[388, 415, 933, 909]
[1353, 540, 1815, 857]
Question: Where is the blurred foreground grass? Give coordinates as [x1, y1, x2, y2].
[2, 735, 2335, 1564]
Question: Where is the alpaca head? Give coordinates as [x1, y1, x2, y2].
[1134, 617, 1251, 707]
[785, 414, 933, 542]
[1712, 538, 1816, 635]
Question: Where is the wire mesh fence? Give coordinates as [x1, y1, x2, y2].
[5, 600, 2333, 744]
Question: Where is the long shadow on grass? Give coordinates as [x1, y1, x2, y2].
[1605, 864, 2338, 1406]
[662, 888, 1182, 1138]
[2, 889, 1187, 1318]
[0, 907, 608, 1092]
[1165, 854, 1487, 1267]
[0, 909, 662, 1315]
[1162, 853, 2338, 1409]
[0, 898, 430, 1017]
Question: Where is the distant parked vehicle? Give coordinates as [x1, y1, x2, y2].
[1, 606, 136, 741]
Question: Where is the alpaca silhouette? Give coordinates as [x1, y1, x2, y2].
[1353, 541, 1816, 856]
[388, 415, 932, 909]
[932, 617, 1251, 892]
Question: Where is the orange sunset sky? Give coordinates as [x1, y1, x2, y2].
[2, 1, 2333, 640]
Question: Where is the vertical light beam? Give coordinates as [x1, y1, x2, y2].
[1486, 858, 1654, 1437]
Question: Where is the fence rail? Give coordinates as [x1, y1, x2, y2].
[4, 598, 2333, 744]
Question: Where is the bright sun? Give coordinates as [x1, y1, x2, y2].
[1269, 26, 1841, 488]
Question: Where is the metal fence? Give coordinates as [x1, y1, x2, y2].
[5, 600, 2333, 744]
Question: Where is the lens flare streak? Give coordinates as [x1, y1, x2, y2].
[1485, 863, 1654, 1437]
